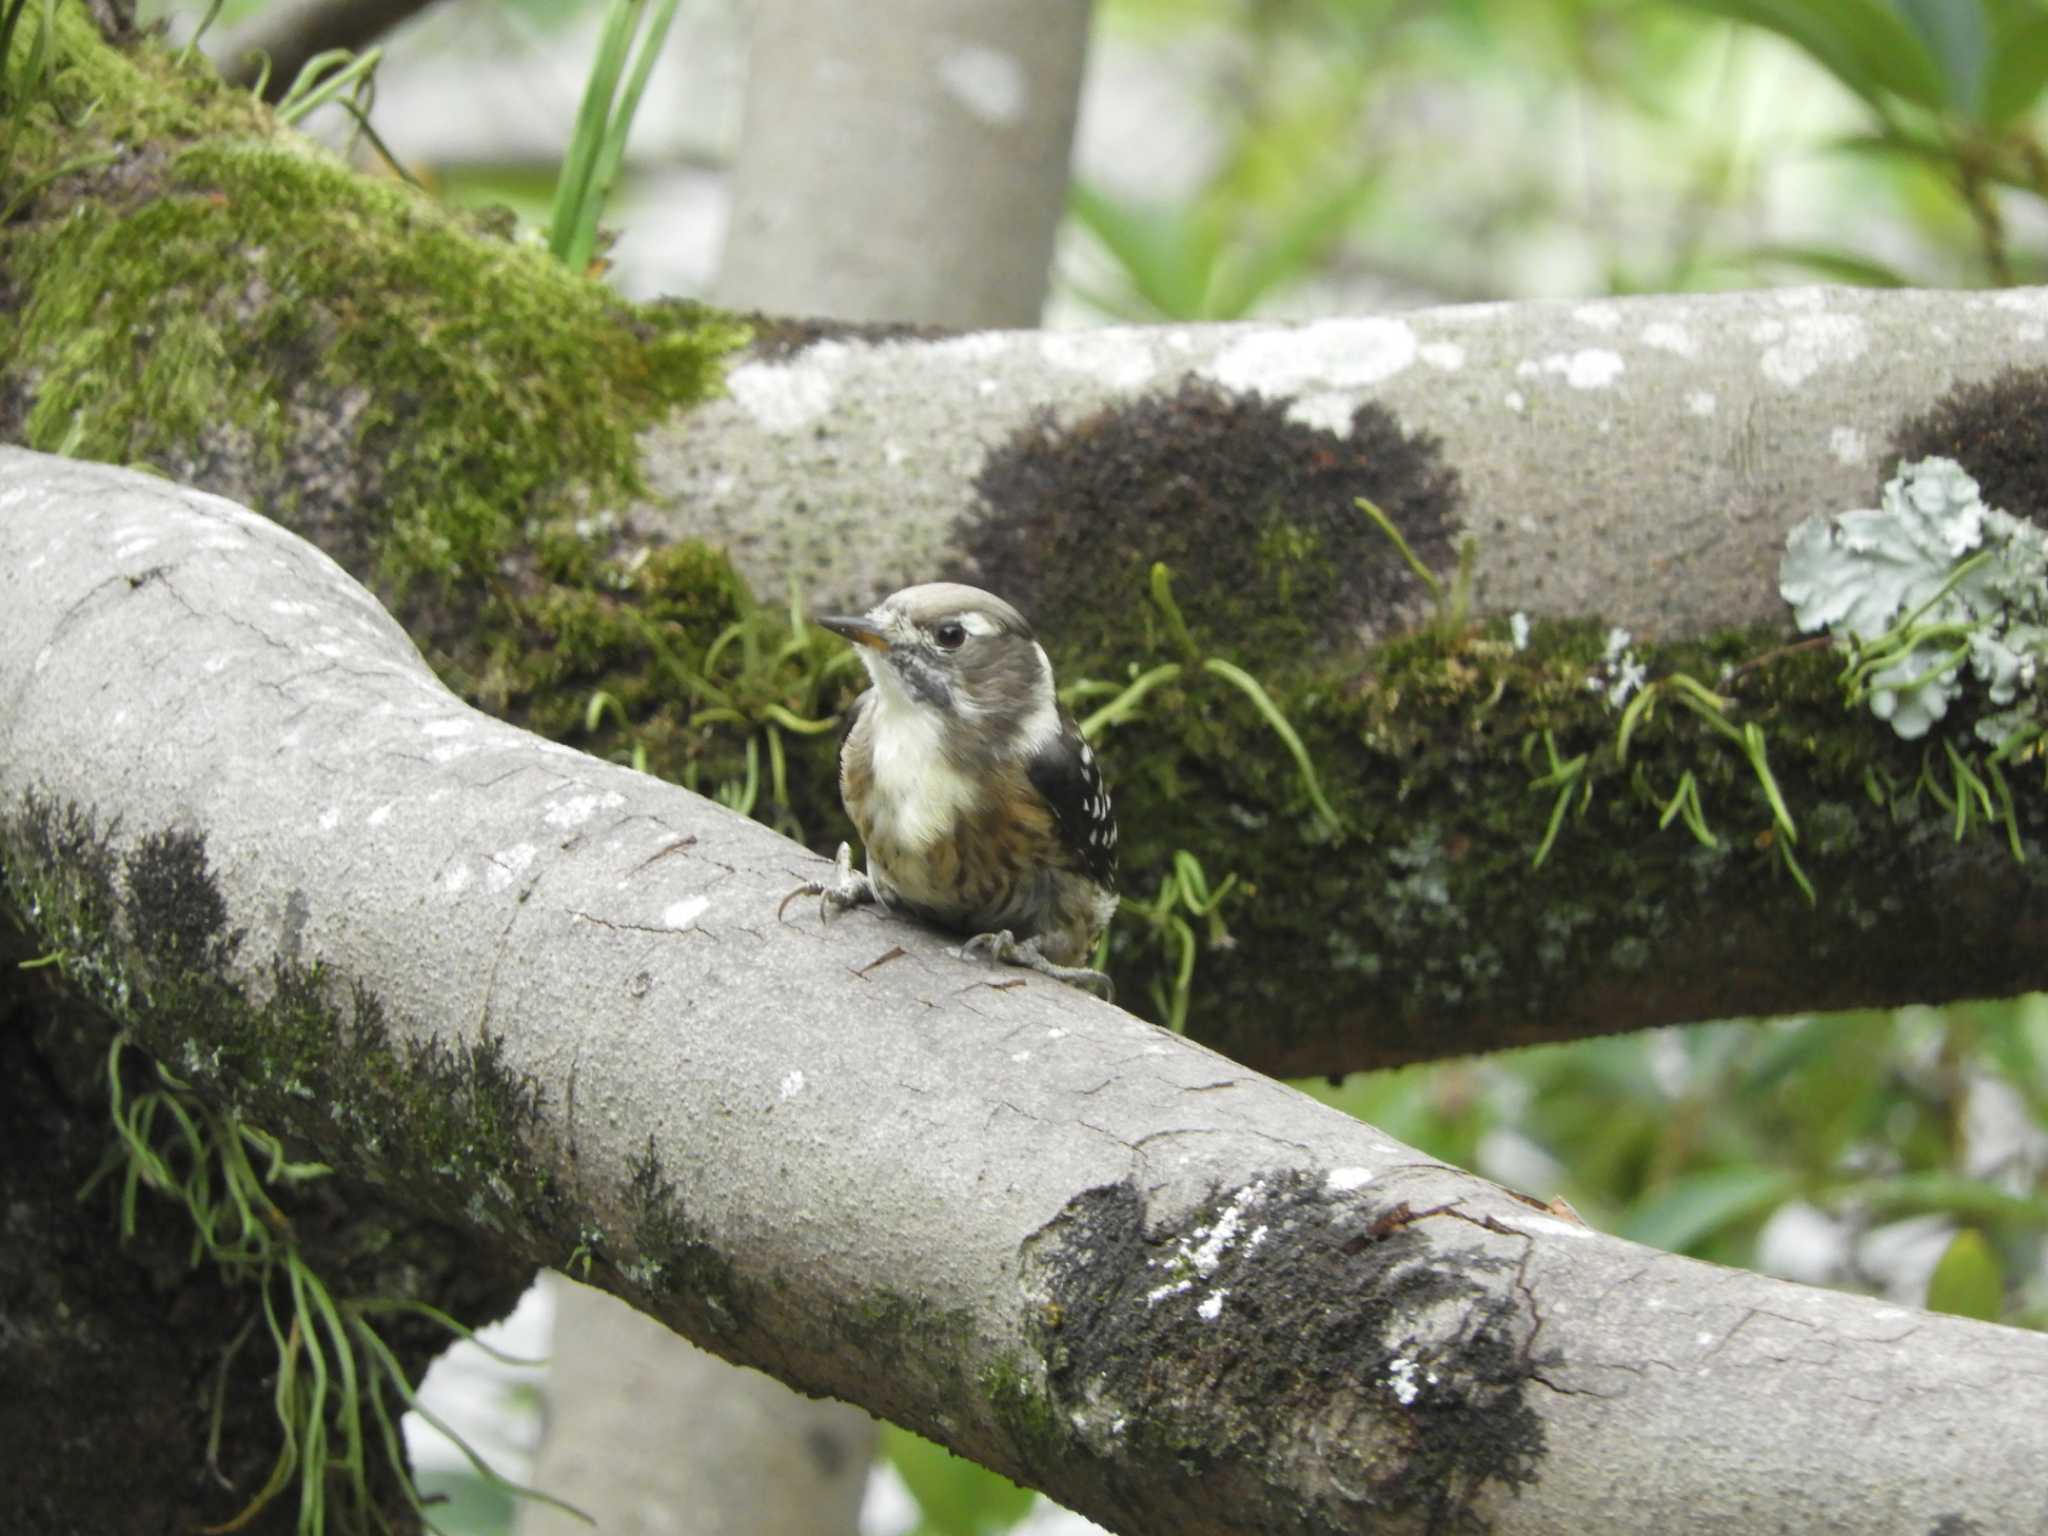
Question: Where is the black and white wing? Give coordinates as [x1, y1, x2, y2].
[1026, 718, 1118, 891]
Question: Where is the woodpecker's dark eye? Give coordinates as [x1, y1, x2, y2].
[933, 620, 968, 651]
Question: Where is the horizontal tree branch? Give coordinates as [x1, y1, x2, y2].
[14, 19, 2048, 1068]
[4, 448, 2043, 1534]
[649, 285, 2048, 633]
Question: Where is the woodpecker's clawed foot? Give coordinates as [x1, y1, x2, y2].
[780, 843, 877, 924]
[958, 930, 1115, 1002]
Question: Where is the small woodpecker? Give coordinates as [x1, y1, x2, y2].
[799, 582, 1118, 998]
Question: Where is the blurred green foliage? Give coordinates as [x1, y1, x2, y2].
[1070, 0, 2048, 314]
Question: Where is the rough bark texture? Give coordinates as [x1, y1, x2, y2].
[6, 450, 2047, 1536]
[9, 15, 2048, 1071]
[714, 0, 1092, 327]
[0, 930, 531, 1535]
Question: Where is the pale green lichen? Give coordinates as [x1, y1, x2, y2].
[1781, 456, 2048, 744]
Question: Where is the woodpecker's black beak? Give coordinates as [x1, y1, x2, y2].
[817, 614, 892, 651]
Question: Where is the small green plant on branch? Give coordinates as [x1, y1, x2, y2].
[633, 582, 853, 836]
[1521, 623, 1813, 899]
[84, 1032, 584, 1535]
[1116, 850, 1239, 1033]
[1354, 494, 1475, 637]
[1074, 562, 1344, 838]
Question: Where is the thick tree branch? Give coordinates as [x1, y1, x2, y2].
[10, 16, 2048, 1074]
[5, 448, 2044, 1534]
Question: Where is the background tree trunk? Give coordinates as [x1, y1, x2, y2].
[713, 0, 1093, 326]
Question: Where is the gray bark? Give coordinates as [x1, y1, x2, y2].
[4, 446, 2043, 1534]
[713, 0, 1093, 326]
[646, 284, 2043, 632]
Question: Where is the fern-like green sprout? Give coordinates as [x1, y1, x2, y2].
[87, 1034, 588, 1535]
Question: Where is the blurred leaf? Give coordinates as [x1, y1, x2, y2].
[884, 1425, 1036, 1536]
[1836, 1173, 2048, 1225]
[1672, 0, 1953, 113]
[1741, 241, 1917, 285]
[1211, 172, 1380, 318]
[1618, 1166, 1800, 1253]
[1984, 9, 2048, 124]
[1924, 1227, 2005, 1320]
[1068, 181, 1221, 321]
[1895, 0, 1990, 114]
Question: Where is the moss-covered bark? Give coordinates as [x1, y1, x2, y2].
[0, 794, 550, 1534]
[8, 5, 2048, 1086]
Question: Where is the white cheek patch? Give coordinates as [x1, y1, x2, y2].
[1015, 642, 1062, 755]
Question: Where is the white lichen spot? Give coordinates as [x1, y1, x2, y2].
[1587, 627, 1647, 709]
[1197, 1290, 1227, 1322]
[116, 537, 158, 559]
[664, 894, 710, 929]
[203, 654, 229, 675]
[1146, 1180, 1270, 1304]
[1640, 320, 1696, 356]
[318, 806, 342, 832]
[366, 803, 394, 829]
[1418, 341, 1465, 371]
[422, 718, 470, 738]
[442, 864, 473, 894]
[1828, 426, 1868, 465]
[1387, 1357, 1426, 1406]
[727, 356, 839, 433]
[930, 331, 1015, 365]
[1509, 612, 1531, 652]
[1145, 1277, 1193, 1306]
[1046, 1027, 1068, 1040]
[1011, 1050, 1031, 1063]
[1572, 302, 1622, 331]
[269, 598, 317, 616]
[1286, 393, 1360, 434]
[1503, 389, 1527, 414]
[1206, 318, 1418, 399]
[936, 44, 1026, 124]
[779, 1069, 806, 1101]
[1685, 390, 1717, 417]
[1037, 330, 1157, 391]
[544, 791, 624, 829]
[485, 843, 538, 892]
[1521, 349, 1625, 389]
[1326, 1166, 1374, 1192]
[1754, 313, 1868, 388]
